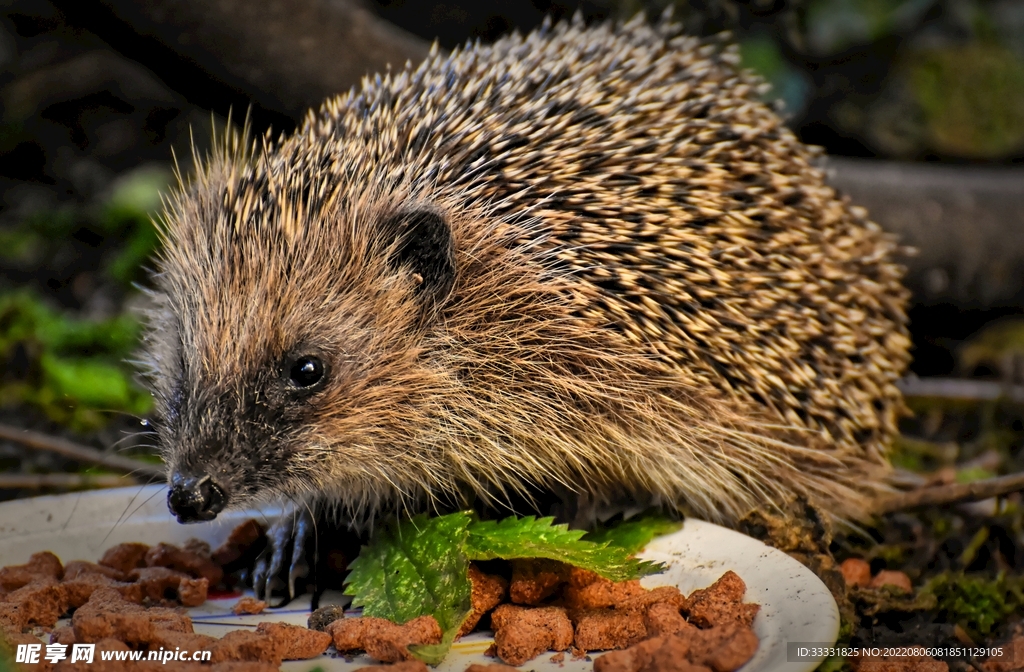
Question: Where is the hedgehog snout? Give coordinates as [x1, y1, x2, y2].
[167, 471, 228, 523]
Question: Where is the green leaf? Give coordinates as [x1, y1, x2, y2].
[583, 511, 683, 555]
[344, 512, 472, 632]
[408, 610, 471, 665]
[466, 516, 664, 582]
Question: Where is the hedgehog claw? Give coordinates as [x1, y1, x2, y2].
[252, 510, 314, 606]
[288, 513, 313, 600]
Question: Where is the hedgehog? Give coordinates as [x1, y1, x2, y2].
[142, 14, 910, 598]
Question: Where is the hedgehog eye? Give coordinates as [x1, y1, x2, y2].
[288, 356, 325, 389]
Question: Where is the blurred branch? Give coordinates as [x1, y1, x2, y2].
[827, 158, 1024, 307]
[69, 0, 431, 120]
[0, 423, 165, 479]
[0, 473, 139, 489]
[879, 471, 1024, 513]
[897, 377, 1024, 403]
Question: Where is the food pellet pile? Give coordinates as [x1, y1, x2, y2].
[0, 519, 763, 671]
[326, 558, 761, 670]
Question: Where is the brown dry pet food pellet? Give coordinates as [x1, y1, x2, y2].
[869, 570, 912, 593]
[62, 561, 126, 582]
[50, 625, 75, 645]
[62, 573, 144, 608]
[643, 636, 712, 672]
[178, 577, 209, 607]
[595, 626, 757, 672]
[233, 596, 267, 615]
[840, 558, 872, 588]
[255, 621, 332, 659]
[572, 608, 648, 651]
[563, 577, 647, 611]
[856, 655, 948, 672]
[363, 615, 443, 663]
[212, 520, 266, 567]
[151, 627, 219, 652]
[145, 542, 224, 585]
[327, 615, 442, 663]
[567, 567, 601, 588]
[2, 578, 68, 628]
[982, 634, 1024, 672]
[71, 587, 191, 644]
[619, 586, 686, 614]
[98, 543, 150, 574]
[644, 601, 693, 637]
[491, 604, 574, 666]
[0, 629, 45, 652]
[210, 629, 285, 666]
[509, 559, 570, 605]
[593, 636, 667, 672]
[457, 564, 509, 637]
[684, 572, 758, 628]
[595, 624, 759, 672]
[128, 566, 192, 603]
[684, 623, 759, 672]
[327, 616, 377, 651]
[353, 661, 429, 672]
[0, 552, 63, 591]
[0, 602, 26, 633]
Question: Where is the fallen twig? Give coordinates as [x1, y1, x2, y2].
[0, 423, 165, 479]
[896, 377, 1024, 404]
[0, 473, 137, 489]
[878, 471, 1024, 513]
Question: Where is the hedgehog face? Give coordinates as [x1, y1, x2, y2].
[151, 192, 458, 523]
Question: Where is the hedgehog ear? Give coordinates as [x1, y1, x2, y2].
[381, 207, 456, 310]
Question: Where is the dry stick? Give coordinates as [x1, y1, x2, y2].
[897, 377, 1024, 404]
[0, 473, 136, 489]
[879, 471, 1024, 513]
[0, 423, 165, 479]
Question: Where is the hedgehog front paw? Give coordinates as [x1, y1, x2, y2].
[252, 509, 315, 606]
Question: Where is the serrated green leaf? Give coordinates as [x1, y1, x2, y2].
[408, 609, 472, 665]
[583, 511, 683, 555]
[466, 515, 664, 582]
[344, 512, 472, 632]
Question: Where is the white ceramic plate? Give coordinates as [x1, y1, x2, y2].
[0, 485, 839, 671]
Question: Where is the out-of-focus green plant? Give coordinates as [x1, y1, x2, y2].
[739, 35, 812, 115]
[805, 0, 932, 55]
[922, 571, 1024, 636]
[100, 166, 169, 285]
[0, 165, 169, 431]
[909, 44, 1024, 159]
[0, 291, 152, 430]
[0, 165, 169, 286]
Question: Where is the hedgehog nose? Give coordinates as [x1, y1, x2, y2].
[167, 473, 227, 523]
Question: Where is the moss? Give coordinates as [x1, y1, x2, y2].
[921, 571, 1024, 636]
[909, 44, 1024, 159]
